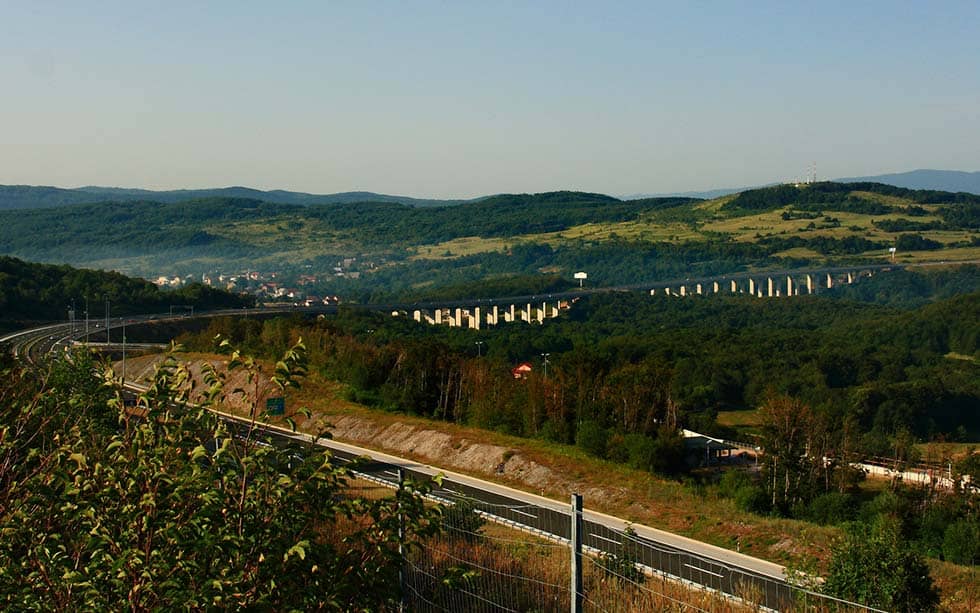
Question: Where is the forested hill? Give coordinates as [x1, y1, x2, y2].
[0, 256, 250, 326]
[0, 182, 976, 293]
[724, 181, 980, 216]
[0, 184, 471, 210]
[0, 191, 699, 261]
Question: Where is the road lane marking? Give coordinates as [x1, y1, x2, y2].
[684, 563, 724, 579]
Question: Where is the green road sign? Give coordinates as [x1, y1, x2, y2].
[266, 397, 285, 415]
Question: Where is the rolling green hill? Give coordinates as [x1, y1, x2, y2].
[0, 256, 249, 328]
[0, 183, 976, 300]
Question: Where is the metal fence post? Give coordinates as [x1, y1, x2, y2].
[571, 493, 583, 613]
[398, 468, 405, 613]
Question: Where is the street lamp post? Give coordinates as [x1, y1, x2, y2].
[541, 353, 550, 378]
[475, 341, 485, 357]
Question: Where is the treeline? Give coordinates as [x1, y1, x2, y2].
[829, 265, 980, 307]
[179, 286, 980, 464]
[0, 198, 291, 263]
[0, 192, 700, 262]
[724, 182, 980, 229]
[302, 191, 699, 246]
[349, 239, 790, 303]
[0, 256, 251, 325]
[726, 181, 980, 211]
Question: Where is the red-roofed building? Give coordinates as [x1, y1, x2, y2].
[511, 362, 533, 379]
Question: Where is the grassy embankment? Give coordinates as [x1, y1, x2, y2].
[122, 350, 979, 611]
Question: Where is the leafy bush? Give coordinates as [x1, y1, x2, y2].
[942, 520, 979, 565]
[802, 492, 857, 525]
[576, 420, 608, 458]
[824, 518, 939, 612]
[0, 343, 442, 610]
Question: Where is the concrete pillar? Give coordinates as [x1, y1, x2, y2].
[786, 276, 794, 297]
[805, 274, 814, 294]
[826, 273, 833, 289]
[748, 279, 756, 295]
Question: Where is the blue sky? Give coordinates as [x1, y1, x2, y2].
[2, 1, 978, 198]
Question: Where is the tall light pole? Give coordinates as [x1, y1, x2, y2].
[105, 297, 110, 346]
[84, 296, 89, 344]
[475, 341, 485, 357]
[541, 353, 550, 378]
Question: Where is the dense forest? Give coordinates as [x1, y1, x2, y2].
[0, 256, 250, 329]
[180, 282, 980, 445]
[173, 275, 980, 571]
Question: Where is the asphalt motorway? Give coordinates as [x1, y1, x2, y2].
[209, 408, 803, 610]
[7, 319, 814, 610]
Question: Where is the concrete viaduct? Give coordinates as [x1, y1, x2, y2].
[396, 265, 892, 329]
[650, 269, 868, 298]
[398, 300, 571, 329]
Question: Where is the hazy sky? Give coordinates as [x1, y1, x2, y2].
[2, 1, 978, 198]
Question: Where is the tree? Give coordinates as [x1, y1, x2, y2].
[823, 518, 939, 612]
[759, 395, 823, 513]
[0, 343, 442, 610]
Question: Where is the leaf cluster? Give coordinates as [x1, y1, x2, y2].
[0, 343, 441, 610]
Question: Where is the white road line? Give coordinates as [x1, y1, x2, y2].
[590, 533, 620, 546]
[684, 563, 724, 579]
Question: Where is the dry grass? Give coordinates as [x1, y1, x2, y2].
[119, 351, 979, 611]
[716, 409, 764, 429]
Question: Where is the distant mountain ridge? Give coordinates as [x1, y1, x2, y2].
[833, 169, 980, 194]
[629, 169, 980, 200]
[0, 184, 471, 211]
[3, 168, 978, 211]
